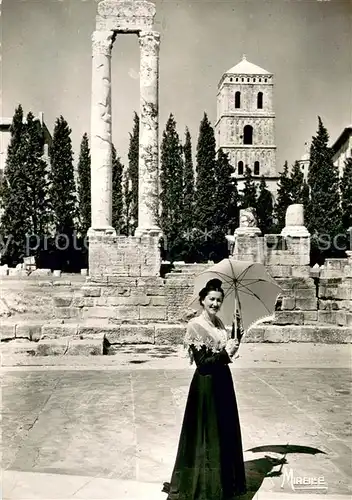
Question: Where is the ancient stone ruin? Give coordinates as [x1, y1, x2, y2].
[0, 1, 351, 355]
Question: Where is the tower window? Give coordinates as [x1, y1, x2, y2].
[236, 78, 239, 82]
[257, 92, 263, 109]
[265, 78, 268, 83]
[238, 161, 244, 175]
[235, 91, 241, 108]
[241, 78, 244, 82]
[259, 78, 262, 82]
[230, 77, 233, 82]
[247, 78, 250, 82]
[253, 78, 256, 82]
[254, 161, 260, 175]
[243, 125, 253, 145]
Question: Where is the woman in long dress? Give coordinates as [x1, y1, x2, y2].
[162, 278, 247, 500]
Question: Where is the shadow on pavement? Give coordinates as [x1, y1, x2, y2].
[239, 456, 287, 499]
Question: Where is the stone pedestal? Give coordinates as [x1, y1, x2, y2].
[281, 204, 310, 238]
[135, 30, 161, 237]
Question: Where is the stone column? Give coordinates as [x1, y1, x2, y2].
[135, 30, 161, 237]
[88, 30, 116, 236]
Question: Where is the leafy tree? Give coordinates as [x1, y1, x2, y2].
[126, 112, 139, 235]
[307, 117, 342, 257]
[241, 166, 257, 209]
[0, 105, 31, 264]
[256, 176, 274, 234]
[49, 116, 77, 235]
[194, 113, 216, 233]
[112, 144, 124, 234]
[290, 161, 305, 204]
[274, 161, 292, 232]
[340, 157, 352, 235]
[160, 114, 184, 260]
[77, 133, 91, 235]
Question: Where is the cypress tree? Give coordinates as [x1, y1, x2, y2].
[77, 133, 91, 235]
[160, 114, 184, 260]
[194, 113, 216, 233]
[49, 116, 77, 235]
[0, 105, 31, 264]
[256, 176, 274, 234]
[127, 112, 139, 235]
[112, 144, 124, 234]
[290, 161, 305, 204]
[307, 117, 342, 256]
[340, 157, 352, 234]
[212, 148, 238, 260]
[241, 166, 257, 209]
[49, 116, 77, 270]
[274, 161, 292, 232]
[182, 127, 195, 234]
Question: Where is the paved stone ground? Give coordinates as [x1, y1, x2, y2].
[1, 344, 352, 500]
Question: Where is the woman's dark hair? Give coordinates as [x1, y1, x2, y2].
[199, 278, 224, 305]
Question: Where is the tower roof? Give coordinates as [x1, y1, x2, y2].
[225, 55, 270, 75]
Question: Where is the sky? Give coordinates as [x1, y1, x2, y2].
[2, 0, 351, 171]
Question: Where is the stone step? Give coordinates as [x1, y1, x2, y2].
[1, 322, 351, 357]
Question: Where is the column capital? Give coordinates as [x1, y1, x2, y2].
[92, 30, 116, 56]
[138, 30, 160, 53]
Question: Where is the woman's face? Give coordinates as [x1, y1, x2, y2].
[202, 290, 223, 317]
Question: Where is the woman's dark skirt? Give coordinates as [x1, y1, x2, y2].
[163, 363, 246, 500]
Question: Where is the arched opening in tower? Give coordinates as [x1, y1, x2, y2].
[243, 125, 253, 145]
[257, 92, 263, 109]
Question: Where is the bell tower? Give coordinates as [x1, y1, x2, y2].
[215, 55, 279, 197]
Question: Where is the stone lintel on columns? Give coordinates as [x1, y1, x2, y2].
[96, 0, 156, 32]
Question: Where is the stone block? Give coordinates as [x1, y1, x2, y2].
[77, 324, 116, 338]
[67, 336, 104, 355]
[16, 322, 42, 341]
[106, 324, 154, 344]
[318, 311, 337, 325]
[294, 288, 316, 299]
[276, 277, 314, 290]
[267, 265, 292, 278]
[81, 286, 101, 297]
[282, 297, 295, 310]
[145, 286, 165, 296]
[81, 307, 113, 319]
[53, 280, 72, 286]
[264, 326, 291, 343]
[81, 269, 88, 276]
[303, 311, 318, 323]
[319, 300, 339, 311]
[53, 295, 73, 307]
[295, 298, 317, 311]
[154, 324, 185, 345]
[53, 270, 61, 277]
[31, 268, 52, 276]
[71, 296, 95, 308]
[128, 265, 141, 277]
[336, 286, 352, 301]
[41, 323, 78, 339]
[318, 286, 339, 300]
[243, 326, 265, 342]
[291, 266, 311, 278]
[137, 277, 165, 287]
[139, 306, 166, 320]
[113, 306, 140, 320]
[150, 296, 167, 307]
[273, 311, 304, 325]
[336, 312, 352, 327]
[55, 307, 81, 320]
[0, 267, 9, 276]
[37, 338, 69, 355]
[293, 326, 352, 343]
[0, 323, 16, 341]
